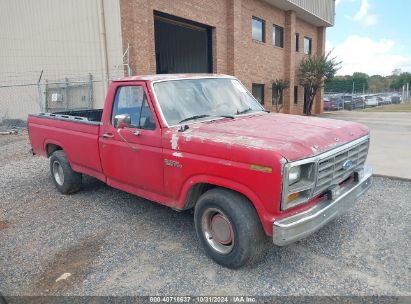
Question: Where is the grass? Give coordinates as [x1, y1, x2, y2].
[360, 103, 411, 112]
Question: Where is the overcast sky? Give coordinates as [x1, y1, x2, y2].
[326, 0, 411, 76]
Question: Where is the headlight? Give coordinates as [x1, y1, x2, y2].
[282, 162, 316, 210]
[288, 166, 301, 185]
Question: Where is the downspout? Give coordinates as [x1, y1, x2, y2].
[97, 0, 110, 95]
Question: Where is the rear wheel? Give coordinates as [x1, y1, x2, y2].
[50, 150, 82, 194]
[194, 188, 266, 268]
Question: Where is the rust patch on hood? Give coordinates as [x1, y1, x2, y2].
[170, 113, 370, 161]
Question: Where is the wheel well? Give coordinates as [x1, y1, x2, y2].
[184, 183, 217, 210]
[46, 143, 62, 157]
[184, 183, 255, 212]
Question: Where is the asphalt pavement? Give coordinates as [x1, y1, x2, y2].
[322, 111, 411, 180]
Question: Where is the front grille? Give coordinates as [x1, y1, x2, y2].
[313, 139, 369, 196]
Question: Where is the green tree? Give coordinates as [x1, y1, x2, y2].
[390, 72, 411, 90]
[368, 75, 387, 93]
[352, 72, 369, 93]
[298, 52, 341, 115]
[325, 75, 353, 93]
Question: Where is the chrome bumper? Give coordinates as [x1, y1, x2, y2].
[273, 166, 373, 246]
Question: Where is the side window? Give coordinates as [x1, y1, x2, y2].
[112, 86, 156, 130]
[304, 37, 312, 55]
[139, 97, 156, 130]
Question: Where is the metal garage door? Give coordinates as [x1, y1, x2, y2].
[154, 12, 213, 74]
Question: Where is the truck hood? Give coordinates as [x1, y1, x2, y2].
[175, 113, 369, 161]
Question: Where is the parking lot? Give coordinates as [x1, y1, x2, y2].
[0, 132, 410, 297]
[322, 111, 411, 179]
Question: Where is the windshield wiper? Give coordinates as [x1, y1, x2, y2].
[214, 114, 235, 119]
[179, 114, 235, 124]
[179, 114, 210, 124]
[236, 108, 253, 115]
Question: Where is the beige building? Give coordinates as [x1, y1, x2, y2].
[0, 0, 124, 120]
[0, 0, 335, 120]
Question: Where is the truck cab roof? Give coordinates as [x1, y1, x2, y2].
[112, 74, 235, 83]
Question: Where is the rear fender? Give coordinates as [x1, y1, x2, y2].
[44, 139, 65, 157]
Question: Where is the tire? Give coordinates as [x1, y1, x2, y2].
[50, 150, 82, 194]
[194, 188, 266, 268]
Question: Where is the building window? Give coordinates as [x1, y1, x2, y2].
[252, 83, 265, 105]
[294, 86, 298, 104]
[295, 33, 300, 52]
[304, 37, 312, 55]
[272, 25, 284, 48]
[252, 17, 265, 42]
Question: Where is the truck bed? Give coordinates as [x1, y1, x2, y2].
[31, 109, 103, 125]
[28, 109, 105, 181]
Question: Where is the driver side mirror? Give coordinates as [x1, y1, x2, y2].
[114, 114, 131, 129]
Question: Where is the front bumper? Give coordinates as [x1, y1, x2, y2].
[272, 166, 373, 246]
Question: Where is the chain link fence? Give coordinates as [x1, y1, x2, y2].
[324, 90, 410, 112]
[43, 74, 94, 113]
[0, 74, 107, 124]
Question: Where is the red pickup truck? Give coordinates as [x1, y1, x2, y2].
[28, 74, 373, 268]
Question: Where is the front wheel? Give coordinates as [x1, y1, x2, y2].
[50, 150, 82, 194]
[194, 188, 266, 268]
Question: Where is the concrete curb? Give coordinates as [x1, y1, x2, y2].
[373, 174, 411, 182]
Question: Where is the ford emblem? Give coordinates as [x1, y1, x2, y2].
[342, 160, 353, 171]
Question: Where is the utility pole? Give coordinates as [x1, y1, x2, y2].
[37, 70, 44, 112]
[97, 0, 110, 95]
[402, 84, 405, 102]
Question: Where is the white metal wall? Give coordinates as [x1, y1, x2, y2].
[289, 0, 335, 25]
[0, 0, 124, 120]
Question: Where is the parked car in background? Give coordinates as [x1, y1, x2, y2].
[323, 98, 332, 111]
[364, 95, 379, 107]
[324, 97, 343, 111]
[352, 96, 365, 109]
[391, 94, 402, 104]
[342, 95, 355, 110]
[342, 95, 365, 110]
[380, 94, 392, 105]
[330, 97, 344, 109]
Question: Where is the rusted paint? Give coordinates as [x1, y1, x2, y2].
[171, 133, 179, 150]
[171, 113, 369, 162]
[172, 152, 183, 158]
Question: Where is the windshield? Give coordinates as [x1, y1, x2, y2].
[153, 78, 264, 126]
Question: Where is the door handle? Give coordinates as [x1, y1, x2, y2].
[102, 133, 114, 139]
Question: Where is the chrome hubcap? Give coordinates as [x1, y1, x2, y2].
[201, 208, 234, 255]
[52, 161, 64, 186]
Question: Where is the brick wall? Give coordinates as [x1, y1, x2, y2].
[119, 0, 326, 115]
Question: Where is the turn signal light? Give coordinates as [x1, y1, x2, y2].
[287, 192, 301, 202]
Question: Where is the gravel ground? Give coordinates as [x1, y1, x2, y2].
[0, 133, 410, 296]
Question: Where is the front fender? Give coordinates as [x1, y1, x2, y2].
[177, 175, 274, 235]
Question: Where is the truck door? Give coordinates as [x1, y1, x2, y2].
[99, 82, 164, 196]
